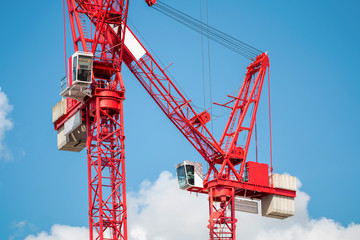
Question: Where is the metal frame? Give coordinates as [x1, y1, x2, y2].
[64, 1, 129, 239]
[86, 89, 126, 240]
[53, 1, 296, 239]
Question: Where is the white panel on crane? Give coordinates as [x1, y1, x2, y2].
[125, 27, 146, 60]
[110, 24, 146, 60]
[64, 111, 82, 136]
[234, 198, 259, 214]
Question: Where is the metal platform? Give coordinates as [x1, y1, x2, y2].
[60, 84, 91, 101]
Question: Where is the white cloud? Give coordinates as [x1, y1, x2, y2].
[24, 171, 360, 240]
[24, 225, 88, 240]
[127, 171, 209, 240]
[0, 87, 13, 160]
[9, 221, 34, 240]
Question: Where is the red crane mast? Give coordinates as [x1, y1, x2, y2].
[56, 1, 130, 239]
[52, 1, 296, 239]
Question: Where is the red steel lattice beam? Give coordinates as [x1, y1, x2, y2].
[64, 1, 129, 239]
[87, 89, 126, 240]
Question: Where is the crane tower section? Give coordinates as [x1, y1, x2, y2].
[53, 0, 129, 239]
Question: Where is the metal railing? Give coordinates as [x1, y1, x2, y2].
[60, 76, 67, 93]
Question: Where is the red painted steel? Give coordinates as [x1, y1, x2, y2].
[246, 161, 269, 186]
[54, 1, 296, 239]
[145, 0, 157, 6]
[61, 1, 129, 239]
[208, 187, 236, 240]
[122, 44, 223, 163]
[68, 56, 73, 86]
[87, 88, 126, 240]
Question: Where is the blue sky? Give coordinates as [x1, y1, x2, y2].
[0, 0, 359, 239]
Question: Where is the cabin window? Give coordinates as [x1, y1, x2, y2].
[73, 56, 77, 83]
[185, 165, 195, 185]
[176, 165, 186, 188]
[77, 55, 92, 82]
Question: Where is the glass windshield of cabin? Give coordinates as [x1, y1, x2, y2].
[77, 55, 92, 82]
[185, 165, 195, 185]
[78, 55, 92, 69]
[176, 165, 186, 188]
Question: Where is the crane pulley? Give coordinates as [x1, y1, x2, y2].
[52, 1, 296, 240]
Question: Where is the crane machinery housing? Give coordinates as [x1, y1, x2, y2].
[52, 0, 296, 239]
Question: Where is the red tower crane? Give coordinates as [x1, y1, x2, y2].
[52, 1, 296, 239]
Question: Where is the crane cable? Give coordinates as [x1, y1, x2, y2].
[268, 68, 274, 182]
[200, 0, 214, 135]
[204, 0, 214, 134]
[128, 19, 203, 114]
[63, 0, 67, 76]
[200, 0, 206, 111]
[153, 1, 260, 57]
[151, 1, 263, 60]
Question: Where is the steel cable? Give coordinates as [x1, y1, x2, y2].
[205, 0, 214, 134]
[152, 1, 262, 59]
[154, 4, 257, 57]
[156, 1, 260, 54]
[153, 6, 254, 60]
[154, 5, 256, 59]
